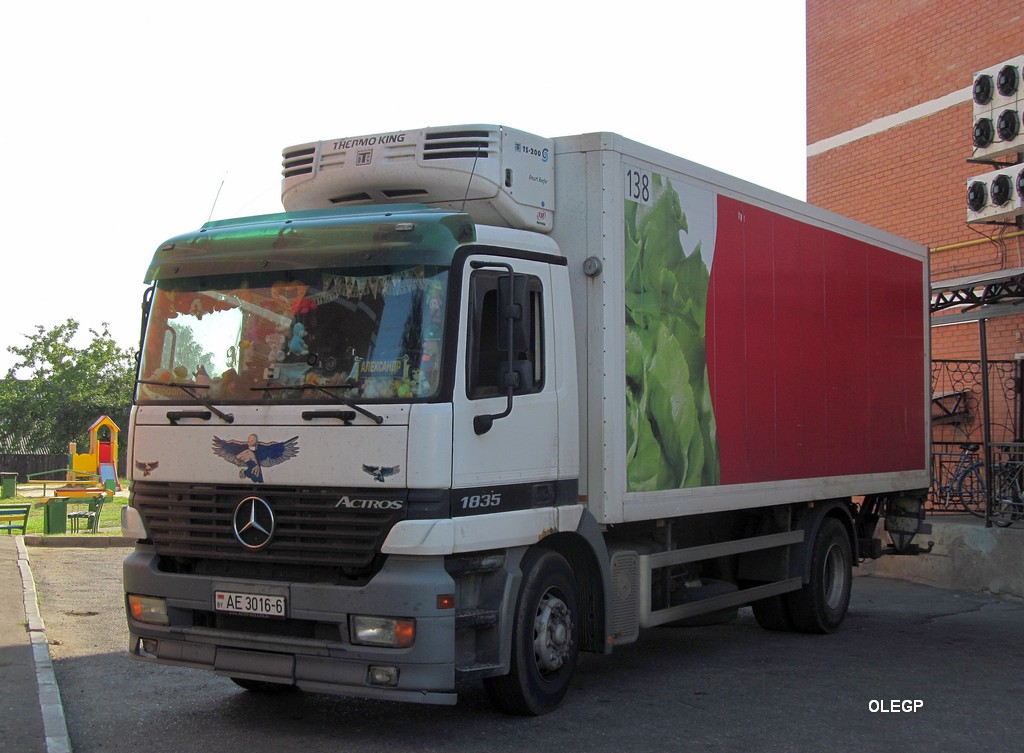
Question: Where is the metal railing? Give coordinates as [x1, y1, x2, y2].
[929, 442, 1024, 527]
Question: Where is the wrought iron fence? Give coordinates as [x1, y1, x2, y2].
[929, 360, 1023, 526]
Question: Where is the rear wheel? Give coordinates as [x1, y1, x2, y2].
[483, 549, 580, 716]
[785, 517, 852, 634]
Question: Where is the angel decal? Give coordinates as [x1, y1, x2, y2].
[212, 434, 300, 483]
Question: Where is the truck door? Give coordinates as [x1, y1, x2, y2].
[451, 256, 560, 515]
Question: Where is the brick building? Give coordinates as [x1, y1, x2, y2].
[807, 0, 1022, 353]
[807, 1, 1024, 460]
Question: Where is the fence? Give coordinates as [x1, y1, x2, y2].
[930, 359, 1024, 525]
[0, 454, 72, 484]
[0, 454, 127, 484]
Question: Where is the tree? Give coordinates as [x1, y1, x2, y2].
[0, 319, 135, 457]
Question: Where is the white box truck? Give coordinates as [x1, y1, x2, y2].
[123, 125, 931, 715]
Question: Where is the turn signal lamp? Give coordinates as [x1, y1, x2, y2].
[436, 594, 455, 610]
[128, 594, 169, 625]
[350, 615, 415, 648]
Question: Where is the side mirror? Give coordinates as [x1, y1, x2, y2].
[497, 273, 530, 352]
[470, 262, 533, 435]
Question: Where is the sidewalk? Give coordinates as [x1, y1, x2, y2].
[0, 535, 70, 753]
[861, 513, 1024, 598]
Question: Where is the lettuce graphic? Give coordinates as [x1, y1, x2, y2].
[625, 175, 719, 492]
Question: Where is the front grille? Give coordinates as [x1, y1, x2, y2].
[132, 481, 405, 580]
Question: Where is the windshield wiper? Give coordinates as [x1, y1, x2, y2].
[253, 383, 384, 425]
[137, 380, 235, 423]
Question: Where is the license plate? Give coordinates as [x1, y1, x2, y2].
[214, 590, 287, 619]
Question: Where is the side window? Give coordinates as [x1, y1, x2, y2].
[468, 271, 544, 399]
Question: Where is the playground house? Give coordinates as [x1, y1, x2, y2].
[70, 416, 121, 491]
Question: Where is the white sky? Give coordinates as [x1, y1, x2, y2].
[0, 0, 805, 375]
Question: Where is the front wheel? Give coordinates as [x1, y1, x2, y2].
[785, 517, 852, 634]
[483, 549, 580, 716]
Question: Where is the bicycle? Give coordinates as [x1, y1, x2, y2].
[990, 460, 1024, 528]
[932, 443, 986, 517]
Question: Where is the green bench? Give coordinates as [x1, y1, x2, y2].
[0, 504, 31, 535]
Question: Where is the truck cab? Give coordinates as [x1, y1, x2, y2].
[124, 127, 594, 711]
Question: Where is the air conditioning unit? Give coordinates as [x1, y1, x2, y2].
[974, 104, 1024, 160]
[974, 57, 1023, 113]
[966, 164, 1024, 224]
[972, 56, 1024, 161]
[280, 125, 555, 232]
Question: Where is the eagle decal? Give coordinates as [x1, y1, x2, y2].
[135, 460, 159, 477]
[212, 434, 300, 483]
[363, 464, 401, 483]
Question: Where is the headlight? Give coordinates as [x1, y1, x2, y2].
[128, 594, 169, 625]
[350, 615, 415, 647]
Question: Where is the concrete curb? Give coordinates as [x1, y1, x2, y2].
[862, 515, 1024, 599]
[23, 534, 135, 548]
[15, 537, 73, 753]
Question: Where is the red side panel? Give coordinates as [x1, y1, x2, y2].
[706, 196, 925, 486]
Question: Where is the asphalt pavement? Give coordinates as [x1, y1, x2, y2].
[5, 518, 1024, 753]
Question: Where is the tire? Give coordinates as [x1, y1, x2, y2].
[991, 498, 1019, 528]
[990, 465, 1022, 528]
[957, 465, 986, 518]
[785, 518, 852, 634]
[230, 677, 297, 693]
[751, 594, 795, 631]
[483, 549, 580, 716]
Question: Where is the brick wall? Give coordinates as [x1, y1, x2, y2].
[807, 0, 1024, 363]
[808, 106, 986, 251]
[807, 0, 1024, 145]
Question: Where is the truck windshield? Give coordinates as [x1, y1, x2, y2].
[137, 264, 448, 403]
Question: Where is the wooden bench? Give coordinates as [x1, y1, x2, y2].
[0, 504, 31, 535]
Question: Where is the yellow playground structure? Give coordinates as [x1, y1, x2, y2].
[69, 415, 121, 492]
[27, 416, 122, 533]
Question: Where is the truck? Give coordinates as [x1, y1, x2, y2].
[122, 124, 931, 715]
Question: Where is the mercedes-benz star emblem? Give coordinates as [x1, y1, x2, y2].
[233, 496, 275, 550]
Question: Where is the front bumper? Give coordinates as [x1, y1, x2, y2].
[124, 546, 458, 704]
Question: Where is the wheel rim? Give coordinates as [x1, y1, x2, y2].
[533, 589, 573, 675]
[822, 542, 848, 611]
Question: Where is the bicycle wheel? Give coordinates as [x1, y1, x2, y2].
[987, 499, 1019, 528]
[953, 463, 986, 517]
[990, 462, 1024, 527]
